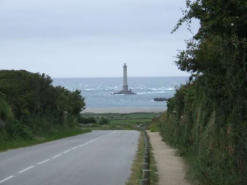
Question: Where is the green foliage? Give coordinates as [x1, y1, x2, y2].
[159, 1, 247, 184]
[0, 70, 85, 121]
[126, 132, 145, 185]
[159, 83, 247, 184]
[98, 117, 110, 125]
[78, 116, 97, 124]
[0, 126, 91, 151]
[149, 117, 161, 132]
[0, 95, 14, 122]
[101, 113, 158, 127]
[80, 113, 159, 130]
[5, 120, 33, 139]
[0, 70, 86, 147]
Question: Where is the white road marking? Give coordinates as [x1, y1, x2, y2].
[0, 176, 14, 184]
[52, 154, 62, 159]
[37, 159, 50, 165]
[18, 165, 35, 174]
[67, 132, 115, 152]
[1, 131, 116, 183]
[71, 146, 78, 150]
[78, 144, 87, 147]
[63, 149, 71, 154]
[88, 131, 115, 143]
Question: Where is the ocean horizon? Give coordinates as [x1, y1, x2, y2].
[53, 76, 188, 112]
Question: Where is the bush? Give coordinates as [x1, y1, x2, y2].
[0, 70, 86, 141]
[5, 120, 33, 139]
[78, 116, 97, 124]
[99, 117, 110, 125]
[162, 1, 247, 184]
[158, 82, 247, 185]
[0, 96, 14, 122]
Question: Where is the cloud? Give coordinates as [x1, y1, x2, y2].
[0, 0, 189, 38]
[0, 0, 197, 77]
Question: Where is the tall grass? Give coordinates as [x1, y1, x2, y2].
[156, 83, 247, 185]
[0, 125, 91, 151]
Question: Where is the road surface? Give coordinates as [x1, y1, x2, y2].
[0, 130, 139, 185]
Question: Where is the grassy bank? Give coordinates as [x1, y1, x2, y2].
[0, 126, 91, 151]
[126, 131, 158, 185]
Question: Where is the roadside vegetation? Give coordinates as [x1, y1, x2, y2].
[0, 70, 88, 151]
[152, 1, 247, 185]
[149, 140, 159, 185]
[79, 112, 160, 130]
[126, 132, 158, 185]
[80, 112, 160, 185]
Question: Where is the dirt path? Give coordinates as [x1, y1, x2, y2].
[148, 131, 191, 185]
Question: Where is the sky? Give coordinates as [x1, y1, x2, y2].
[0, 0, 198, 78]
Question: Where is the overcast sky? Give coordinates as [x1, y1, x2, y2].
[0, 0, 198, 78]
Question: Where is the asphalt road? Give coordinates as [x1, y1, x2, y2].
[0, 130, 139, 185]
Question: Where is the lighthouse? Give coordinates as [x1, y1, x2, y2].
[123, 63, 128, 91]
[114, 63, 136, 95]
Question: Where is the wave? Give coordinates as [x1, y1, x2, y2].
[82, 86, 175, 92]
[137, 91, 170, 95]
[147, 87, 174, 91]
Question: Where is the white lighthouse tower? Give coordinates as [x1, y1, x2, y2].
[114, 63, 136, 95]
[123, 63, 128, 92]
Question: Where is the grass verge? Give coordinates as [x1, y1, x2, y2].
[81, 112, 161, 130]
[0, 127, 91, 152]
[126, 131, 158, 185]
[149, 140, 159, 185]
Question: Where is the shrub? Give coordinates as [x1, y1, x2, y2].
[78, 116, 97, 124]
[0, 70, 86, 141]
[99, 117, 110, 125]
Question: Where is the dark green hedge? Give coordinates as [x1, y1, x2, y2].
[159, 1, 247, 184]
[0, 70, 85, 140]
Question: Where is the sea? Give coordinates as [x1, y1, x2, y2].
[53, 77, 188, 112]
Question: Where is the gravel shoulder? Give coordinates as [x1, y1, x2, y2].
[148, 131, 191, 185]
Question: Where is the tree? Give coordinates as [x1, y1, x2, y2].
[168, 1, 247, 184]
